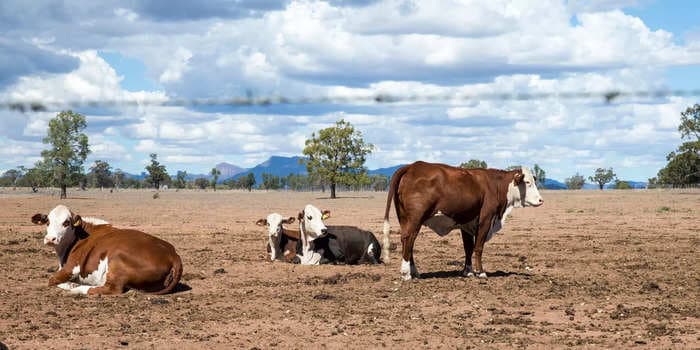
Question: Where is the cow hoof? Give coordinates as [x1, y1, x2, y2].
[401, 273, 412, 281]
[477, 272, 487, 278]
[462, 271, 475, 277]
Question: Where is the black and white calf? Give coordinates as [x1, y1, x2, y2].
[297, 204, 382, 265]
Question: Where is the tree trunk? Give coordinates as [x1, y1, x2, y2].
[330, 183, 336, 199]
[598, 183, 604, 190]
[60, 185, 67, 199]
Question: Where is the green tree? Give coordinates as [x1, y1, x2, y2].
[302, 119, 374, 199]
[261, 172, 280, 190]
[17, 162, 51, 192]
[174, 171, 188, 189]
[243, 172, 256, 191]
[194, 177, 208, 190]
[210, 168, 221, 191]
[656, 104, 700, 185]
[1, 169, 22, 187]
[460, 159, 487, 169]
[145, 153, 169, 189]
[589, 168, 616, 190]
[40, 110, 90, 199]
[565, 172, 586, 190]
[532, 164, 545, 188]
[113, 168, 125, 189]
[613, 179, 632, 189]
[87, 160, 113, 189]
[370, 174, 388, 191]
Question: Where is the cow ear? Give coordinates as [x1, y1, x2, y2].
[321, 210, 331, 220]
[513, 172, 524, 185]
[298, 211, 304, 221]
[255, 219, 267, 226]
[31, 213, 48, 225]
[284, 217, 295, 224]
[72, 215, 82, 227]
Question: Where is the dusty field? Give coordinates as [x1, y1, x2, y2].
[0, 188, 698, 349]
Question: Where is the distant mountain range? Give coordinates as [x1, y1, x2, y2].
[123, 156, 646, 189]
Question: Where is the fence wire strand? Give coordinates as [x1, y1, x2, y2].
[2, 89, 700, 113]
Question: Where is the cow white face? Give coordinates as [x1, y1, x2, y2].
[298, 204, 330, 242]
[256, 213, 295, 238]
[31, 205, 80, 245]
[511, 167, 544, 208]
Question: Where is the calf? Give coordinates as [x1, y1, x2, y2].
[382, 162, 543, 280]
[298, 204, 382, 265]
[31, 205, 183, 295]
[256, 213, 302, 263]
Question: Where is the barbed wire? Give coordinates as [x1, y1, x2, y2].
[2, 89, 699, 113]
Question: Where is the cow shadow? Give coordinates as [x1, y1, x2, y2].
[419, 270, 527, 279]
[0, 341, 7, 350]
[172, 283, 192, 293]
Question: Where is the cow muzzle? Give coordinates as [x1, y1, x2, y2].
[43, 236, 59, 245]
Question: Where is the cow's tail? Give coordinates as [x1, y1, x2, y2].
[154, 255, 183, 295]
[382, 165, 410, 263]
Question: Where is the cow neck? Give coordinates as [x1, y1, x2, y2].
[54, 224, 90, 268]
[298, 219, 320, 264]
[498, 173, 520, 223]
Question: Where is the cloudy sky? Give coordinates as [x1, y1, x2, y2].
[1, 0, 699, 181]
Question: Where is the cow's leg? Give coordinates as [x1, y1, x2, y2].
[460, 228, 475, 277]
[48, 267, 73, 286]
[85, 282, 125, 295]
[472, 215, 493, 278]
[400, 221, 421, 280]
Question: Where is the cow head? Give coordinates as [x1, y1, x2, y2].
[256, 213, 295, 239]
[511, 167, 544, 208]
[298, 204, 330, 242]
[31, 205, 83, 245]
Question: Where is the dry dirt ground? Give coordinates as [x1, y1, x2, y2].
[0, 188, 698, 349]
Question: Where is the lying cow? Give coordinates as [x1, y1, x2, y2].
[382, 162, 543, 280]
[256, 213, 302, 263]
[31, 205, 183, 295]
[298, 204, 382, 265]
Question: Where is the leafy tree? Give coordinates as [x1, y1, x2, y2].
[243, 172, 256, 191]
[261, 172, 280, 190]
[589, 168, 616, 190]
[145, 153, 169, 189]
[40, 110, 90, 199]
[656, 104, 700, 185]
[87, 160, 113, 189]
[210, 168, 221, 191]
[460, 159, 487, 169]
[302, 119, 374, 199]
[370, 174, 388, 191]
[613, 179, 632, 189]
[194, 177, 208, 190]
[532, 164, 545, 188]
[113, 169, 125, 189]
[565, 172, 586, 190]
[174, 171, 188, 189]
[1, 169, 22, 187]
[17, 162, 51, 192]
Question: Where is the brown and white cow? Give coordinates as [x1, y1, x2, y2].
[298, 204, 382, 265]
[31, 205, 183, 295]
[382, 161, 543, 280]
[256, 213, 302, 263]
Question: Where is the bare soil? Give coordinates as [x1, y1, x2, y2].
[0, 188, 698, 349]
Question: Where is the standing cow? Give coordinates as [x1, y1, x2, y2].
[31, 205, 183, 295]
[382, 162, 543, 280]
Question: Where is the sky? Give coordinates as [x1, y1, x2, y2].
[1, 0, 699, 181]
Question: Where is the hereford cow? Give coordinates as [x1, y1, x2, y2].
[256, 213, 302, 263]
[382, 162, 543, 280]
[298, 204, 382, 265]
[31, 205, 183, 295]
